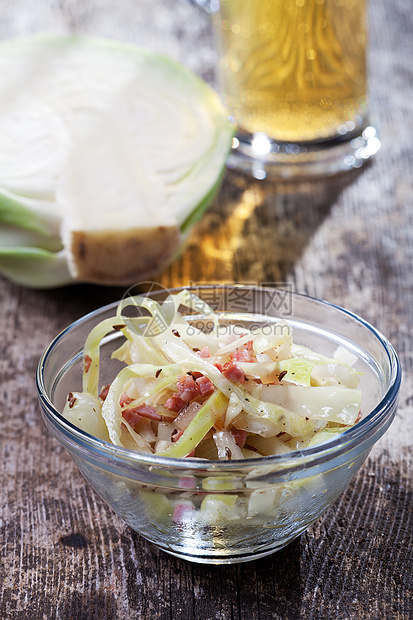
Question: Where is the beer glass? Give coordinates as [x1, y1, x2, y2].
[189, 0, 380, 179]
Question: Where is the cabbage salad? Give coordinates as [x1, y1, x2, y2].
[63, 290, 362, 459]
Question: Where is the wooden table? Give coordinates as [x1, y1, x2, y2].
[1, 1, 412, 618]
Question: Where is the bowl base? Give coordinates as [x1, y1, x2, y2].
[151, 535, 301, 565]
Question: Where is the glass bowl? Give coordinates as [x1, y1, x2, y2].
[36, 285, 401, 564]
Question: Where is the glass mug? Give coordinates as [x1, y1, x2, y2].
[189, 0, 380, 179]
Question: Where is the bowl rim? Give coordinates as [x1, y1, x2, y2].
[36, 284, 401, 472]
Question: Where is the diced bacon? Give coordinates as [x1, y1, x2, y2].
[231, 429, 247, 448]
[166, 373, 214, 413]
[179, 476, 197, 489]
[196, 375, 214, 397]
[172, 503, 194, 524]
[137, 404, 162, 420]
[176, 375, 199, 403]
[99, 384, 110, 401]
[84, 354, 92, 373]
[221, 361, 245, 383]
[356, 410, 362, 423]
[124, 404, 162, 422]
[230, 340, 255, 363]
[119, 393, 133, 408]
[165, 395, 186, 412]
[196, 346, 211, 358]
[214, 363, 223, 372]
[230, 347, 255, 363]
[190, 371, 203, 379]
[122, 408, 141, 427]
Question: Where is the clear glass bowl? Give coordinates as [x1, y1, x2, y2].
[36, 286, 401, 564]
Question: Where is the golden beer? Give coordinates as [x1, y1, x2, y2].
[213, 0, 367, 143]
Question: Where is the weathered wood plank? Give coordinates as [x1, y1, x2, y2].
[0, 0, 412, 618]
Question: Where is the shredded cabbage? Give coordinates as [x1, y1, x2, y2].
[63, 290, 362, 460]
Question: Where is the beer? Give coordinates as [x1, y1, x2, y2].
[213, 0, 367, 143]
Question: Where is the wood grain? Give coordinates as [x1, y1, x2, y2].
[1, 1, 412, 618]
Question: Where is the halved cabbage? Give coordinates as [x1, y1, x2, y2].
[0, 35, 233, 287]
